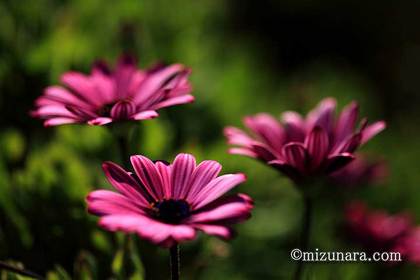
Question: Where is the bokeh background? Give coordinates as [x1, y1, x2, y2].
[0, 0, 419, 279]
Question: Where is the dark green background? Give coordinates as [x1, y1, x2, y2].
[0, 0, 419, 279]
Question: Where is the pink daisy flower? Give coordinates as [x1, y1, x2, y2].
[32, 55, 193, 126]
[224, 98, 386, 182]
[86, 153, 253, 247]
[346, 201, 420, 265]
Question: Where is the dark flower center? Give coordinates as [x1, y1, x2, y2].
[97, 103, 115, 116]
[152, 199, 191, 224]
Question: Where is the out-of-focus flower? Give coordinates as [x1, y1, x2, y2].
[86, 153, 253, 247]
[330, 155, 388, 187]
[32, 55, 193, 126]
[224, 98, 385, 183]
[394, 227, 420, 265]
[346, 201, 419, 265]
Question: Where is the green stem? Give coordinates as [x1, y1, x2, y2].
[0, 260, 44, 279]
[170, 244, 180, 280]
[294, 193, 312, 280]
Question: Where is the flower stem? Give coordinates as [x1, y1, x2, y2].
[170, 244, 180, 280]
[0, 260, 44, 279]
[294, 193, 312, 280]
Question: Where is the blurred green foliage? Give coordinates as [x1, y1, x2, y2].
[0, 0, 419, 279]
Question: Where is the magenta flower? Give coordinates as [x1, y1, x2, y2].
[224, 98, 386, 182]
[346, 201, 420, 265]
[86, 153, 253, 247]
[330, 155, 388, 187]
[32, 55, 193, 126]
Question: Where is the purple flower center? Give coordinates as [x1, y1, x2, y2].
[97, 100, 135, 119]
[152, 199, 191, 224]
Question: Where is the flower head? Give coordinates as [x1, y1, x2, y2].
[224, 98, 386, 183]
[346, 201, 420, 265]
[32, 55, 193, 126]
[86, 153, 253, 247]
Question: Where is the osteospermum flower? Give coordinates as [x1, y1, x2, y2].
[346, 201, 420, 265]
[224, 98, 386, 182]
[86, 153, 253, 247]
[32, 55, 193, 126]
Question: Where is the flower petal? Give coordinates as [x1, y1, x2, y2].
[185, 160, 222, 202]
[224, 126, 255, 147]
[305, 126, 329, 169]
[244, 113, 285, 153]
[191, 174, 247, 210]
[227, 148, 258, 158]
[251, 142, 277, 161]
[88, 117, 113, 126]
[188, 194, 253, 224]
[307, 97, 336, 133]
[133, 64, 185, 105]
[155, 161, 172, 198]
[153, 95, 195, 110]
[282, 142, 308, 172]
[361, 121, 386, 145]
[281, 111, 306, 142]
[87, 190, 144, 215]
[44, 117, 79, 127]
[132, 110, 159, 120]
[335, 101, 359, 143]
[193, 224, 234, 239]
[61, 72, 102, 105]
[102, 161, 151, 206]
[98, 214, 196, 247]
[171, 153, 196, 199]
[130, 155, 164, 200]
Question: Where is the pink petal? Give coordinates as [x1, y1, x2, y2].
[282, 142, 308, 172]
[305, 126, 329, 169]
[133, 64, 184, 105]
[185, 160, 222, 202]
[188, 194, 253, 224]
[114, 55, 137, 99]
[333, 133, 362, 154]
[44, 117, 79, 127]
[155, 161, 172, 199]
[87, 190, 144, 215]
[33, 105, 78, 118]
[171, 153, 196, 199]
[152, 95, 195, 110]
[281, 111, 306, 142]
[227, 148, 258, 158]
[130, 155, 164, 200]
[224, 126, 255, 147]
[41, 86, 93, 109]
[110, 100, 136, 119]
[335, 101, 359, 143]
[191, 174, 247, 210]
[193, 224, 234, 239]
[132, 110, 159, 120]
[361, 121, 386, 145]
[66, 105, 97, 119]
[102, 161, 151, 207]
[98, 214, 196, 247]
[244, 113, 285, 153]
[61, 72, 102, 105]
[88, 117, 113, 126]
[306, 97, 336, 133]
[251, 143, 278, 161]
